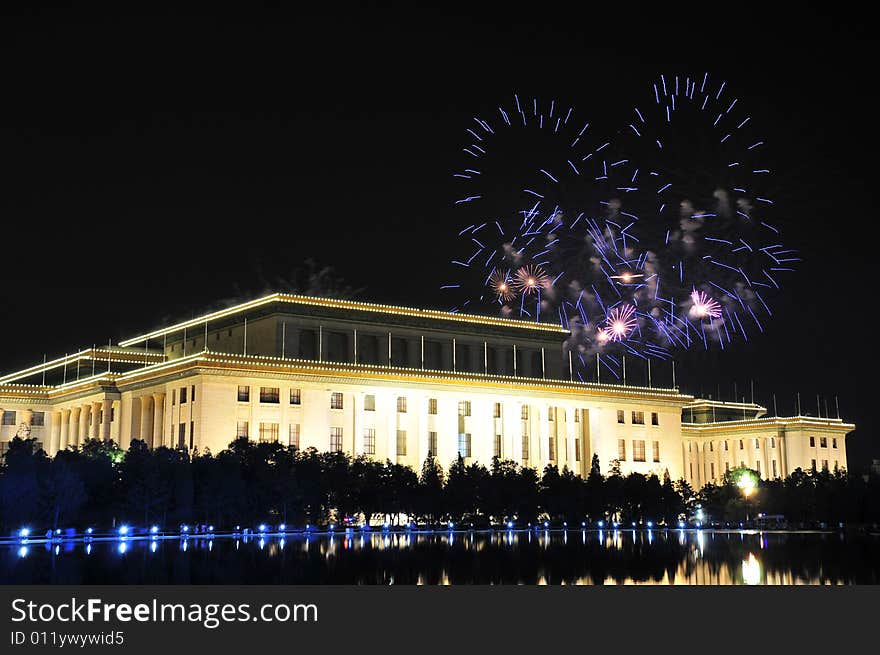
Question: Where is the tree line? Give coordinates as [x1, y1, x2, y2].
[2, 436, 879, 534]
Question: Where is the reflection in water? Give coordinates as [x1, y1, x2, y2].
[2, 530, 878, 585]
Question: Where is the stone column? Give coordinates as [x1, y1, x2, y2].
[152, 392, 165, 448]
[19, 409, 34, 427]
[90, 402, 101, 439]
[59, 409, 71, 451]
[79, 405, 90, 443]
[49, 411, 62, 455]
[141, 396, 154, 446]
[101, 399, 113, 441]
[69, 407, 81, 448]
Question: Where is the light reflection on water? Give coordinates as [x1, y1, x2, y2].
[2, 529, 878, 585]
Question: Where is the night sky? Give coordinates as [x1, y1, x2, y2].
[1, 6, 875, 468]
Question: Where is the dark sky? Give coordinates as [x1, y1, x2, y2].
[1, 6, 875, 468]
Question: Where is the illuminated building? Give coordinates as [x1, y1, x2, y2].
[0, 294, 853, 484]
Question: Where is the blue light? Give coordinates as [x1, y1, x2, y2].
[118, 525, 129, 536]
[258, 524, 267, 532]
[678, 521, 685, 528]
[278, 524, 286, 531]
[329, 524, 335, 530]
[55, 528, 61, 535]
[544, 521, 549, 528]
[383, 521, 390, 529]
[507, 521, 514, 529]
[208, 525, 214, 532]
[581, 521, 586, 527]
[150, 525, 159, 534]
[117, 542, 127, 554]
[647, 521, 653, 528]
[597, 521, 604, 528]
[631, 522, 636, 527]
[448, 521, 454, 529]
[305, 524, 311, 530]
[18, 528, 30, 539]
[18, 546, 28, 558]
[85, 527, 93, 536]
[181, 524, 189, 533]
[563, 522, 567, 527]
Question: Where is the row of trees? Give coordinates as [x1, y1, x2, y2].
[2, 436, 880, 533]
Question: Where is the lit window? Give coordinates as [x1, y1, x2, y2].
[236, 421, 249, 438]
[396, 430, 407, 456]
[260, 387, 280, 404]
[651, 412, 659, 426]
[259, 422, 279, 443]
[458, 401, 471, 417]
[428, 398, 437, 415]
[521, 405, 530, 420]
[363, 428, 375, 455]
[290, 388, 301, 405]
[549, 437, 557, 461]
[618, 438, 626, 461]
[652, 440, 660, 463]
[633, 440, 646, 462]
[397, 397, 407, 413]
[494, 434, 502, 459]
[458, 433, 471, 458]
[428, 431, 438, 456]
[289, 424, 300, 449]
[330, 427, 343, 452]
[364, 395, 376, 411]
[574, 440, 581, 462]
[632, 411, 645, 425]
[521, 433, 529, 462]
[331, 393, 344, 410]
[237, 386, 250, 402]
[617, 410, 625, 424]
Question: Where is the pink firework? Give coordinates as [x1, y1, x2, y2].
[689, 289, 722, 320]
[602, 304, 638, 342]
[513, 264, 550, 296]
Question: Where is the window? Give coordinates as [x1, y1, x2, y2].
[396, 430, 407, 456]
[236, 421, 249, 438]
[725, 462, 730, 473]
[809, 436, 815, 447]
[834, 460, 839, 471]
[651, 412, 659, 426]
[290, 388, 301, 405]
[494, 434, 502, 459]
[756, 461, 761, 475]
[811, 459, 817, 470]
[724, 440, 729, 451]
[260, 387, 280, 404]
[458, 433, 471, 458]
[178, 423, 186, 448]
[458, 400, 471, 417]
[739, 439, 744, 450]
[821, 459, 828, 471]
[549, 437, 557, 461]
[633, 439, 646, 462]
[548, 407, 555, 421]
[617, 410, 625, 424]
[771, 437, 776, 448]
[688, 442, 692, 453]
[30, 412, 45, 427]
[652, 440, 660, 463]
[574, 439, 581, 462]
[237, 385, 250, 402]
[772, 460, 778, 478]
[172, 392, 175, 406]
[289, 424, 301, 449]
[832, 438, 838, 449]
[2, 411, 16, 425]
[397, 396, 407, 413]
[363, 428, 375, 455]
[364, 395, 375, 411]
[521, 405, 529, 420]
[259, 422, 279, 443]
[428, 431, 438, 456]
[521, 433, 529, 462]
[574, 410, 580, 423]
[753, 439, 759, 448]
[330, 427, 343, 452]
[709, 442, 714, 452]
[618, 438, 626, 461]
[820, 437, 827, 448]
[494, 402, 502, 419]
[428, 398, 437, 415]
[710, 463, 716, 479]
[689, 463, 693, 479]
[331, 392, 344, 410]
[191, 385, 196, 402]
[180, 387, 188, 404]
[632, 411, 645, 425]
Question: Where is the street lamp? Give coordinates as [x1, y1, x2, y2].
[736, 469, 759, 523]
